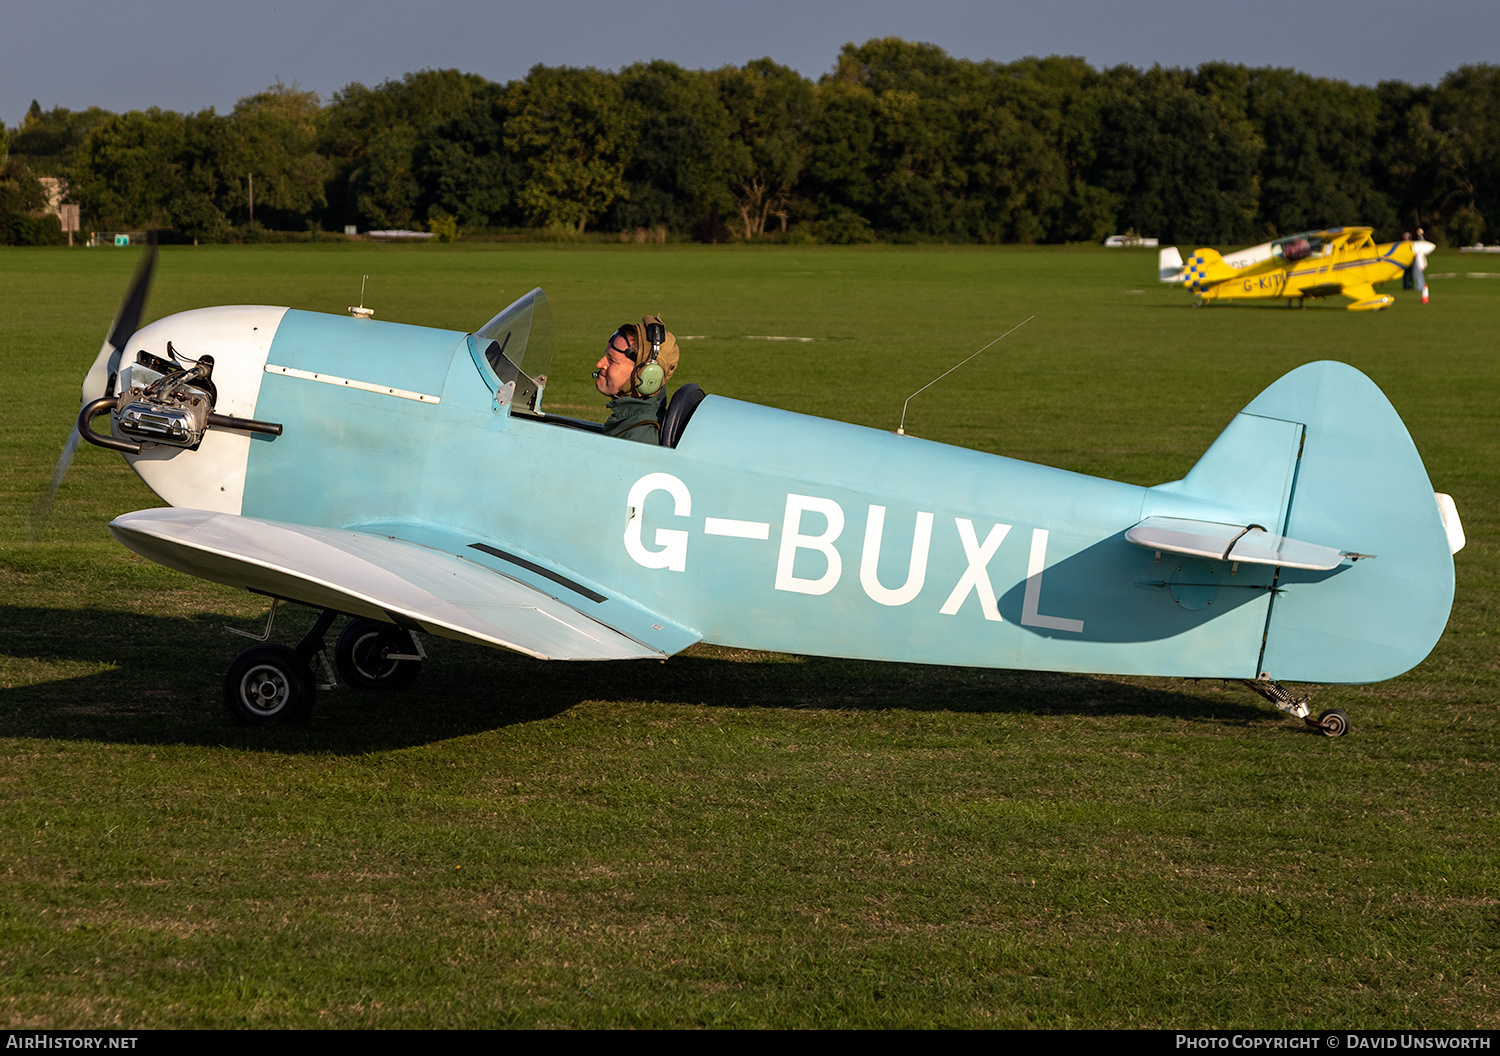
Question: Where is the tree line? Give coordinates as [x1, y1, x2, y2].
[3, 39, 1497, 247]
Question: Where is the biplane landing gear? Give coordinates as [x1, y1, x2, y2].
[1235, 675, 1350, 737]
[334, 618, 424, 691]
[223, 645, 312, 725]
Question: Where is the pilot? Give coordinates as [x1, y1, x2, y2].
[593, 315, 680, 443]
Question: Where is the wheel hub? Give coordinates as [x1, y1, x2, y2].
[244, 666, 289, 712]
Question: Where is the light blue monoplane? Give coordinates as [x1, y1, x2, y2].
[61, 252, 1464, 735]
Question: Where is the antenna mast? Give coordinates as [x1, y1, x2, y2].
[349, 275, 374, 319]
[896, 316, 1033, 436]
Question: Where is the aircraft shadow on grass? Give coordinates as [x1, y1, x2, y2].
[0, 604, 1281, 753]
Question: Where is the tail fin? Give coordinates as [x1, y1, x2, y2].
[1146, 362, 1455, 683]
[1179, 247, 1238, 292]
[1158, 247, 1185, 283]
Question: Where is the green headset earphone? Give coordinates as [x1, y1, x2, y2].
[632, 318, 668, 396]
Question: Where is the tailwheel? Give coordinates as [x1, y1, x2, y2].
[334, 618, 424, 691]
[224, 644, 313, 725]
[1313, 709, 1350, 738]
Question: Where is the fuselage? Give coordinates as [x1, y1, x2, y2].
[106, 302, 1452, 685]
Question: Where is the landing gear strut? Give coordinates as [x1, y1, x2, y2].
[334, 618, 424, 691]
[1235, 675, 1350, 737]
[223, 607, 422, 725]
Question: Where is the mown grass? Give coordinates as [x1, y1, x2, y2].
[1, 243, 1496, 1028]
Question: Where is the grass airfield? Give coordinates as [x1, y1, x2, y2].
[0, 243, 1495, 1029]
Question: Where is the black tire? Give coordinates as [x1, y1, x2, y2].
[335, 618, 422, 691]
[223, 645, 312, 725]
[1317, 708, 1350, 738]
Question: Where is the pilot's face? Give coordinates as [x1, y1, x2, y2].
[594, 331, 636, 397]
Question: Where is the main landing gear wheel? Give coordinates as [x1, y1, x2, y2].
[223, 644, 313, 725]
[335, 618, 423, 691]
[1314, 709, 1350, 738]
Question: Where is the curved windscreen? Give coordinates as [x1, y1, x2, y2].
[1271, 231, 1327, 263]
[475, 287, 554, 381]
[472, 288, 554, 415]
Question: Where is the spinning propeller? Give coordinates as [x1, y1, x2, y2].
[28, 242, 158, 541]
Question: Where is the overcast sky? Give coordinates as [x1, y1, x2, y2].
[5, 0, 1497, 126]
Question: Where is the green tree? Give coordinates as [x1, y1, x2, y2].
[953, 59, 1081, 243]
[1424, 65, 1500, 244]
[222, 81, 330, 227]
[1244, 67, 1395, 236]
[610, 61, 737, 235]
[820, 40, 966, 239]
[166, 186, 229, 242]
[354, 125, 422, 228]
[65, 105, 235, 237]
[25, 42, 1500, 248]
[1090, 65, 1261, 245]
[1374, 80, 1471, 243]
[321, 69, 490, 229]
[169, 111, 231, 239]
[70, 108, 193, 229]
[6, 101, 114, 175]
[0, 154, 48, 217]
[415, 79, 519, 228]
[504, 65, 632, 233]
[805, 75, 880, 227]
[807, 41, 1093, 242]
[715, 58, 815, 239]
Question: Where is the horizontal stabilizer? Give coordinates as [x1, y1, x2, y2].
[1158, 247, 1185, 283]
[110, 508, 685, 660]
[1125, 516, 1348, 570]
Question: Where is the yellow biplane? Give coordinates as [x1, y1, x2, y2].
[1159, 227, 1433, 310]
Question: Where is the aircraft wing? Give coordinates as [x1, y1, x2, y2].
[109, 508, 688, 660]
[1125, 516, 1349, 570]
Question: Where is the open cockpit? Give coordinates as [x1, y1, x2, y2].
[468, 288, 704, 448]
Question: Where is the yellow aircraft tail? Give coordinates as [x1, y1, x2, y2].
[1181, 248, 1238, 292]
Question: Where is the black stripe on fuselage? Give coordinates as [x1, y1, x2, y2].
[467, 543, 607, 603]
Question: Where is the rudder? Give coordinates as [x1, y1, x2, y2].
[1246, 362, 1454, 683]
